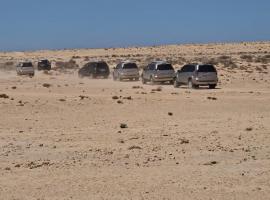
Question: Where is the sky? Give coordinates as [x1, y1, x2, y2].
[0, 0, 269, 51]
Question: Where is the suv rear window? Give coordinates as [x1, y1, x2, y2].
[198, 65, 216, 72]
[40, 60, 49, 64]
[22, 63, 33, 67]
[157, 64, 173, 70]
[96, 62, 109, 70]
[123, 63, 138, 69]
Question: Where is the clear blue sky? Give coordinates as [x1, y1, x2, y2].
[0, 0, 269, 51]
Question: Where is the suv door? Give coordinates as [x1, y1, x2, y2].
[143, 64, 150, 80]
[114, 63, 121, 78]
[178, 65, 188, 83]
[186, 65, 196, 83]
[148, 63, 156, 80]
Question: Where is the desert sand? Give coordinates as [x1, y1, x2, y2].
[0, 42, 270, 199]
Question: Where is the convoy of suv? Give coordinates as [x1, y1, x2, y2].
[16, 58, 218, 89]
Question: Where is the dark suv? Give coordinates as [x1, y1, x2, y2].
[78, 61, 110, 78]
[174, 64, 218, 89]
[38, 59, 51, 71]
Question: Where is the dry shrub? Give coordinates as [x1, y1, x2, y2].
[240, 55, 253, 62]
[54, 59, 79, 72]
[72, 56, 81, 59]
[255, 55, 270, 64]
[216, 56, 238, 69]
[0, 61, 16, 71]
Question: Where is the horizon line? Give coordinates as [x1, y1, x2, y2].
[1, 40, 270, 53]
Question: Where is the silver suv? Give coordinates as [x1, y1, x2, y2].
[16, 62, 35, 77]
[174, 64, 218, 89]
[113, 61, 140, 81]
[141, 61, 175, 84]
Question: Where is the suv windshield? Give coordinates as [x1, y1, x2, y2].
[22, 63, 33, 67]
[157, 64, 173, 71]
[123, 63, 138, 69]
[198, 65, 216, 72]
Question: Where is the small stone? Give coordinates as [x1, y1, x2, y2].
[120, 123, 128, 129]
[112, 96, 119, 100]
[168, 112, 173, 116]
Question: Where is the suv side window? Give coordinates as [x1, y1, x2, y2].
[181, 65, 189, 72]
[149, 64, 156, 71]
[116, 64, 121, 69]
[186, 65, 195, 72]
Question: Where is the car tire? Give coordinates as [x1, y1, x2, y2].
[174, 80, 180, 88]
[142, 77, 146, 84]
[78, 73, 84, 78]
[209, 84, 216, 89]
[150, 76, 155, 85]
[188, 79, 195, 89]
[91, 74, 96, 79]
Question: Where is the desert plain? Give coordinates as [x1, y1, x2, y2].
[0, 42, 270, 199]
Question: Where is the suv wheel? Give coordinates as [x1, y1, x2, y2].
[91, 74, 96, 79]
[142, 77, 146, 84]
[150, 76, 155, 85]
[174, 80, 180, 88]
[209, 84, 216, 89]
[188, 79, 196, 89]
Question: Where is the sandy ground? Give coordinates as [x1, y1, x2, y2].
[0, 42, 270, 199]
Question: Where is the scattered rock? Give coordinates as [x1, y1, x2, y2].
[42, 83, 51, 88]
[14, 164, 21, 168]
[123, 96, 132, 100]
[246, 127, 253, 131]
[117, 100, 123, 104]
[4, 167, 11, 171]
[11, 86, 17, 89]
[128, 146, 142, 150]
[0, 94, 9, 99]
[118, 139, 125, 144]
[207, 96, 217, 100]
[17, 100, 24, 106]
[59, 98, 66, 102]
[168, 112, 173, 116]
[180, 138, 189, 144]
[112, 96, 119, 100]
[79, 95, 89, 100]
[204, 161, 218, 166]
[120, 123, 128, 129]
[152, 87, 162, 92]
[132, 86, 143, 89]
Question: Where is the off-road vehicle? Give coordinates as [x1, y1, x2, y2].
[141, 61, 175, 84]
[113, 61, 140, 81]
[38, 59, 51, 71]
[174, 64, 218, 89]
[16, 62, 35, 77]
[78, 61, 110, 78]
